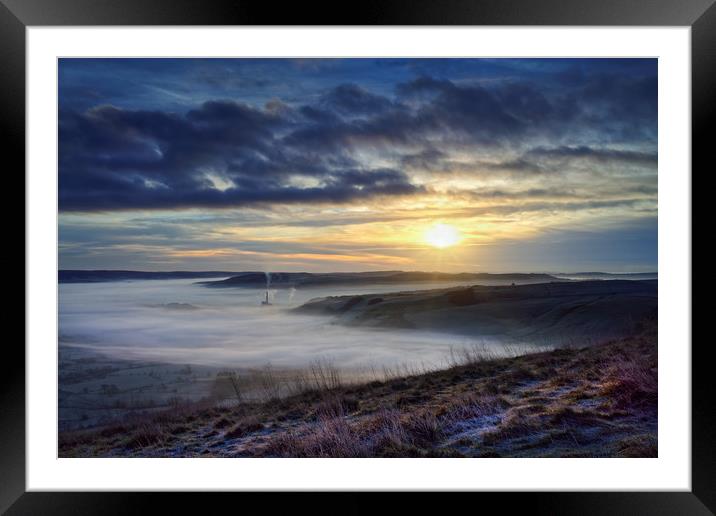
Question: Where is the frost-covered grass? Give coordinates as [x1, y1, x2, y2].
[59, 321, 657, 458]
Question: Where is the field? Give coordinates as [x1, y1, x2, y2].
[59, 318, 656, 458]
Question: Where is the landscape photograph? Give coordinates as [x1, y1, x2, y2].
[58, 57, 657, 458]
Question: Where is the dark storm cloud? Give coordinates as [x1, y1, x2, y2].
[398, 72, 656, 145]
[396, 76, 526, 140]
[320, 83, 396, 115]
[281, 77, 531, 153]
[59, 59, 657, 212]
[400, 148, 448, 169]
[400, 145, 655, 177]
[286, 71, 656, 156]
[456, 145, 658, 178]
[524, 146, 658, 166]
[59, 99, 422, 211]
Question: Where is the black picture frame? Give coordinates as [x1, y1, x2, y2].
[3, 0, 709, 513]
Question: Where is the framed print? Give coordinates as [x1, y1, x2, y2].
[4, 0, 710, 513]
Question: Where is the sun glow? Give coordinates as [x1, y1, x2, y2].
[424, 223, 461, 249]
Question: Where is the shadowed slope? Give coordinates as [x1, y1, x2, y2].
[295, 280, 657, 340]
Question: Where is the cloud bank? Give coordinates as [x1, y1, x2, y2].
[58, 58, 657, 272]
[59, 59, 656, 212]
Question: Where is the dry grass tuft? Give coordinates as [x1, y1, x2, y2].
[225, 417, 263, 439]
[616, 434, 657, 457]
[599, 359, 657, 409]
[125, 423, 166, 449]
[264, 416, 367, 458]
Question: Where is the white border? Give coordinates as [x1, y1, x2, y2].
[27, 27, 691, 491]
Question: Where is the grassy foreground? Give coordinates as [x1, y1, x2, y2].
[59, 326, 657, 458]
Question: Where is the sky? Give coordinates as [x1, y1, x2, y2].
[58, 58, 657, 273]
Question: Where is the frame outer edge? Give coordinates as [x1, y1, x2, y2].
[0, 0, 27, 513]
[692, 1, 716, 514]
[5, 0, 711, 512]
[1, 0, 716, 26]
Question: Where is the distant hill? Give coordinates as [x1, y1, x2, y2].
[59, 269, 657, 286]
[59, 270, 238, 283]
[295, 279, 658, 341]
[569, 272, 657, 276]
[553, 272, 657, 281]
[199, 271, 563, 289]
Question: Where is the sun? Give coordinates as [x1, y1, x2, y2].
[424, 223, 461, 249]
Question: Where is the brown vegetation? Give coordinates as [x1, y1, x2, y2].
[59, 322, 657, 458]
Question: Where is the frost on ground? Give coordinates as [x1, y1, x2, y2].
[59, 321, 657, 458]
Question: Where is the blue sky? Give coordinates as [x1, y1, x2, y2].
[58, 58, 657, 272]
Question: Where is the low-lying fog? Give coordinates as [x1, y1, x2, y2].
[60, 278, 546, 372]
[59, 277, 558, 430]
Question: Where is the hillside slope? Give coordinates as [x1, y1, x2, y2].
[59, 326, 657, 458]
[295, 279, 657, 341]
